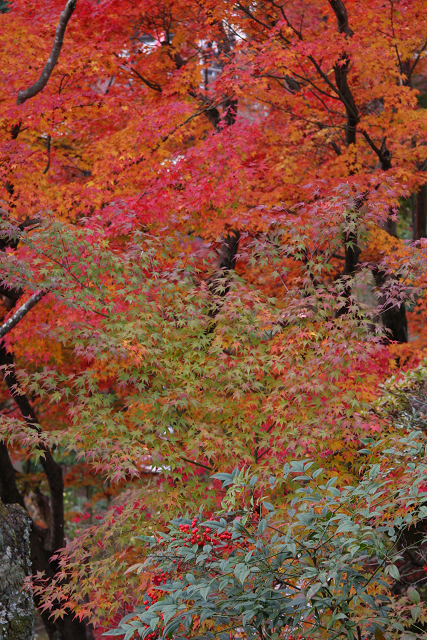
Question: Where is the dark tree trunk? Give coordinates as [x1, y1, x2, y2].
[0, 347, 92, 640]
[372, 264, 408, 344]
[327, 0, 408, 342]
[207, 229, 241, 320]
[335, 230, 361, 317]
[0, 443, 91, 640]
[372, 217, 408, 343]
[217, 229, 240, 272]
[415, 182, 427, 240]
[399, 61, 426, 242]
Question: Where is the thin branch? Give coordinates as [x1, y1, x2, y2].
[276, 3, 303, 39]
[17, 0, 77, 105]
[256, 97, 346, 134]
[34, 249, 109, 317]
[408, 38, 427, 80]
[360, 129, 392, 169]
[179, 455, 213, 472]
[0, 289, 49, 339]
[235, 2, 277, 33]
[134, 100, 229, 163]
[130, 67, 162, 93]
[292, 67, 342, 102]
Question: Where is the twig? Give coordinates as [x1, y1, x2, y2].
[179, 455, 213, 472]
[0, 289, 49, 339]
[130, 67, 162, 93]
[17, 0, 77, 105]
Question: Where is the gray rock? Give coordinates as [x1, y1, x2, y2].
[0, 501, 34, 640]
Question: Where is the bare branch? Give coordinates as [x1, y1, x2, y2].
[130, 67, 162, 93]
[17, 0, 77, 105]
[179, 455, 212, 472]
[360, 130, 392, 169]
[0, 289, 49, 339]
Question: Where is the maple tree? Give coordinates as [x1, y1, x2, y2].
[1, 1, 427, 639]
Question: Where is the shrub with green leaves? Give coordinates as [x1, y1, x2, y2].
[108, 431, 427, 640]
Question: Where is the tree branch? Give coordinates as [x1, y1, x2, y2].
[130, 67, 162, 93]
[179, 455, 213, 472]
[17, 0, 77, 105]
[0, 289, 49, 339]
[360, 130, 392, 169]
[328, 0, 353, 36]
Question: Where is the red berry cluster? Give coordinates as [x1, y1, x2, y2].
[288, 635, 314, 640]
[152, 572, 168, 586]
[143, 583, 166, 610]
[177, 519, 233, 550]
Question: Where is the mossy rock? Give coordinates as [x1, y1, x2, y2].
[0, 501, 34, 640]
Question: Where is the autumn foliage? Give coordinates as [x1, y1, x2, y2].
[1, 0, 427, 639]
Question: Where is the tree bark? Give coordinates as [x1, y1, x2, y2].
[0, 500, 34, 640]
[0, 289, 48, 339]
[16, 0, 77, 105]
[208, 229, 241, 319]
[328, 0, 408, 342]
[415, 182, 427, 240]
[0, 345, 65, 551]
[372, 267, 408, 343]
[0, 347, 91, 640]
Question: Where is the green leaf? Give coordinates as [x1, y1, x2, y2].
[242, 610, 256, 625]
[263, 501, 275, 511]
[234, 563, 250, 584]
[200, 586, 210, 600]
[218, 578, 230, 591]
[258, 519, 267, 534]
[164, 620, 181, 638]
[385, 564, 400, 580]
[408, 587, 420, 604]
[163, 607, 177, 626]
[306, 583, 322, 600]
[200, 609, 213, 623]
[411, 605, 422, 622]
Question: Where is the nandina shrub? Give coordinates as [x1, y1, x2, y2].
[109, 434, 427, 640]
